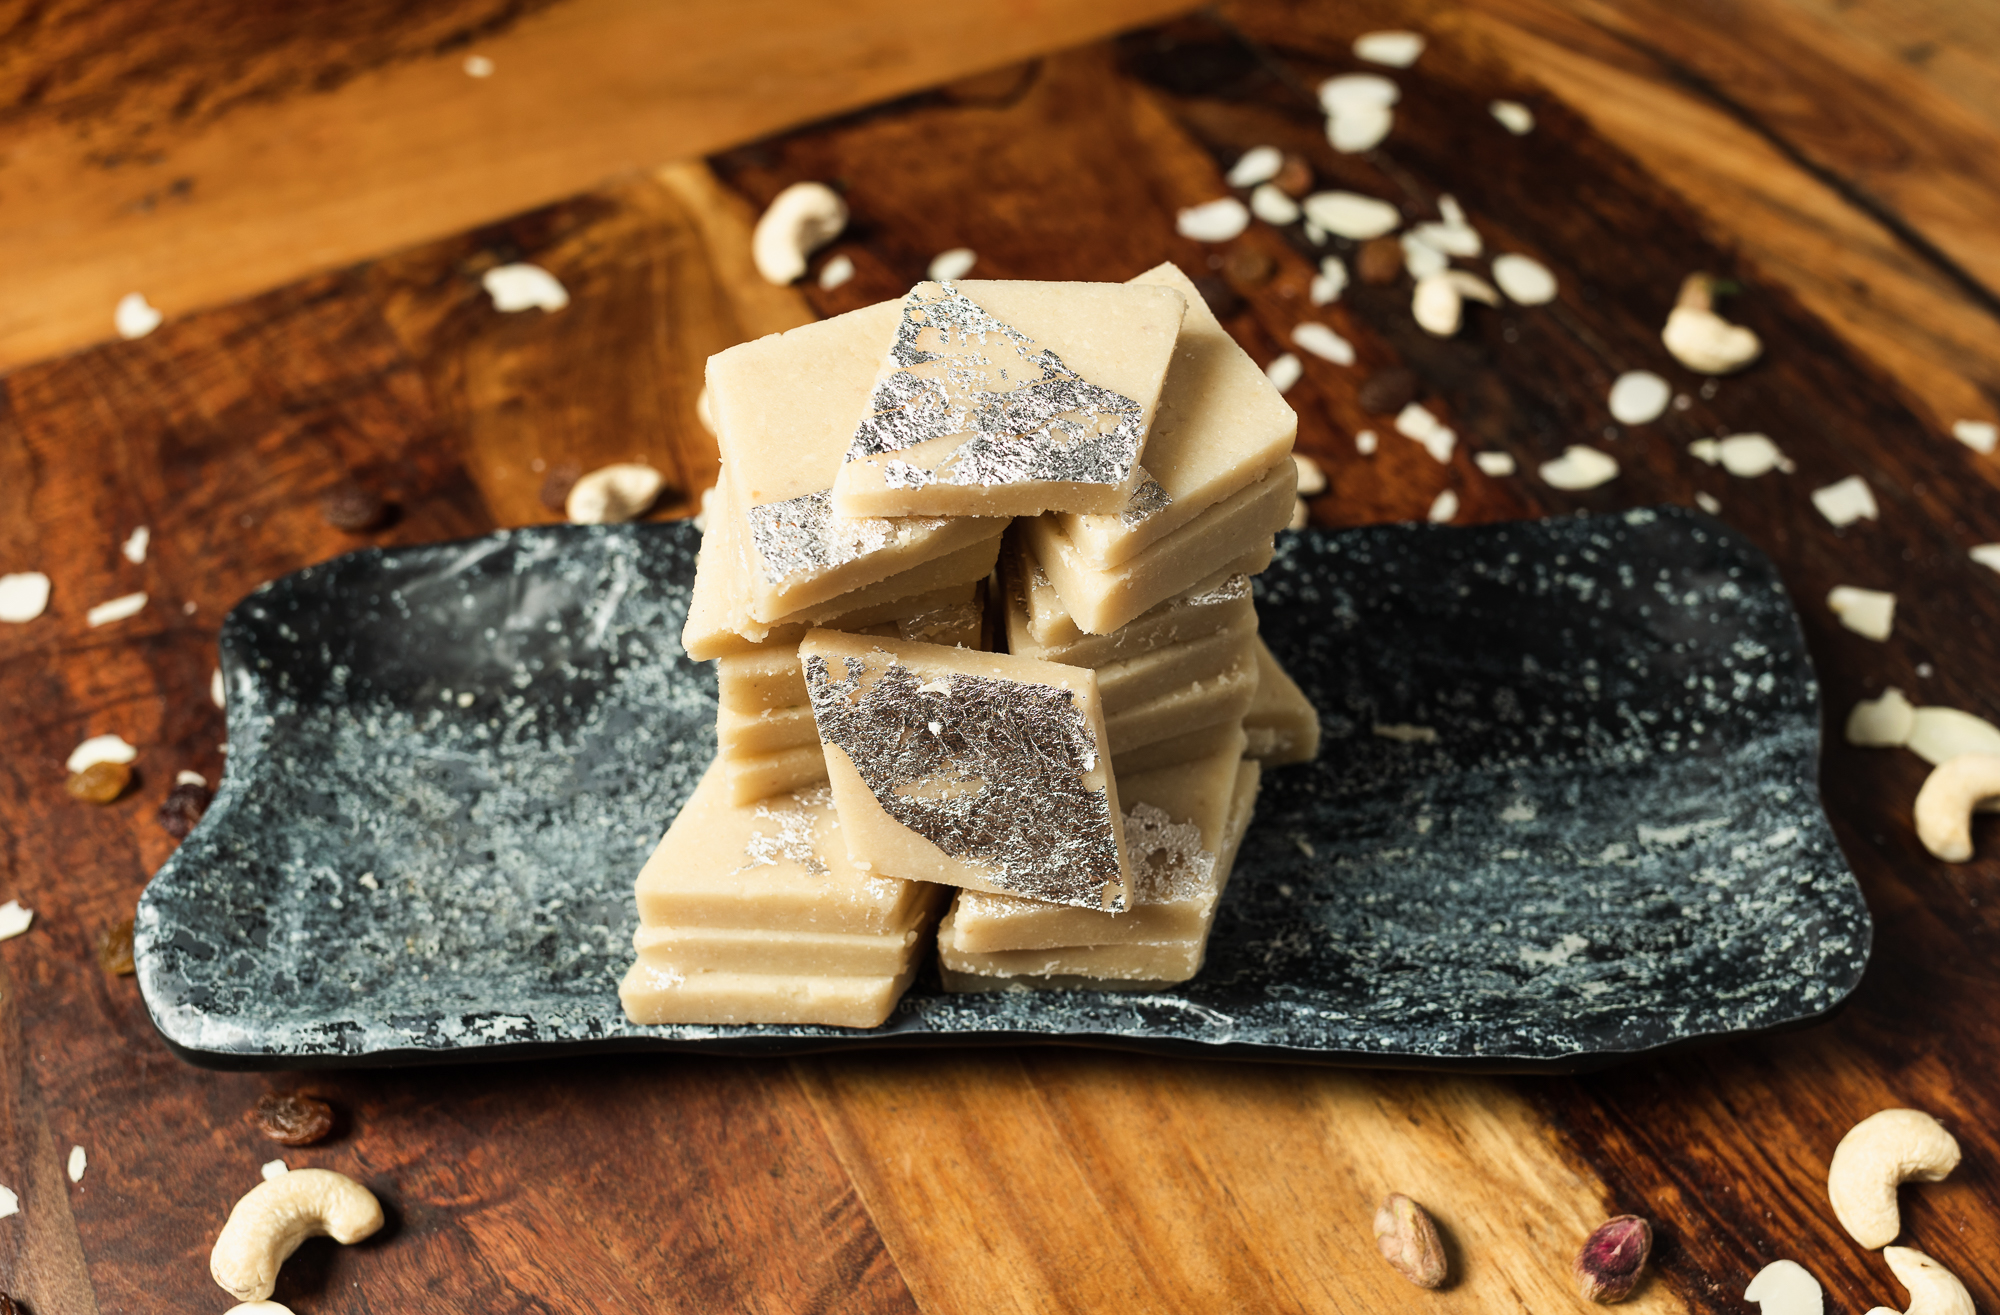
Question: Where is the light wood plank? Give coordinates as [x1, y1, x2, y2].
[0, 0, 1191, 373]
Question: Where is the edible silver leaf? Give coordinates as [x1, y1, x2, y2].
[1117, 476, 1174, 529]
[845, 282, 1147, 492]
[1123, 801, 1215, 904]
[1173, 573, 1250, 609]
[805, 648, 1124, 909]
[746, 488, 950, 586]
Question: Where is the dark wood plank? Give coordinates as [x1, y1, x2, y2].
[0, 181, 917, 1313]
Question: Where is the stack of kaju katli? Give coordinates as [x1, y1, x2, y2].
[620, 265, 1320, 1027]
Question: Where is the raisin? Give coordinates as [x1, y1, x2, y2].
[1356, 236, 1404, 285]
[252, 1091, 336, 1146]
[157, 782, 212, 838]
[321, 483, 388, 533]
[538, 462, 582, 512]
[66, 761, 131, 804]
[1273, 153, 1315, 198]
[1223, 248, 1274, 287]
[98, 918, 136, 976]
[1358, 368, 1420, 415]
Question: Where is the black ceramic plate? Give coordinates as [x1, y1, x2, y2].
[136, 509, 1870, 1071]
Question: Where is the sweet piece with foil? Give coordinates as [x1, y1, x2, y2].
[703, 302, 1008, 633]
[937, 753, 1263, 991]
[618, 763, 948, 1028]
[713, 587, 987, 805]
[799, 630, 1132, 911]
[830, 279, 1188, 519]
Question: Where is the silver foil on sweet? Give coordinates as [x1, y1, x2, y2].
[804, 649, 1125, 909]
[734, 786, 832, 877]
[1117, 475, 1173, 529]
[1173, 573, 1250, 609]
[746, 488, 950, 586]
[845, 282, 1146, 492]
[1122, 802, 1214, 904]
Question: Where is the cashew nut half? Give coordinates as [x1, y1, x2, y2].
[1914, 754, 2000, 862]
[228, 1303, 298, 1315]
[211, 1167, 384, 1302]
[1863, 1247, 1976, 1315]
[751, 182, 848, 285]
[1662, 274, 1762, 373]
[1827, 1109, 1961, 1249]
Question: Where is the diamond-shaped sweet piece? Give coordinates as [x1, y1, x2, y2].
[706, 302, 1006, 624]
[800, 630, 1131, 911]
[831, 280, 1187, 518]
[1055, 263, 1300, 569]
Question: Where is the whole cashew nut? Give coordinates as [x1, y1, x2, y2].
[1862, 1247, 1976, 1315]
[751, 182, 848, 285]
[228, 1303, 297, 1314]
[211, 1167, 384, 1302]
[1914, 754, 2000, 862]
[1827, 1109, 1961, 1249]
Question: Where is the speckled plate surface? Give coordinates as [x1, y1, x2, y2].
[136, 509, 1870, 1071]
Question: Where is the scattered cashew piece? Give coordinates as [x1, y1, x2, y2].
[1413, 273, 1463, 336]
[566, 464, 665, 525]
[1827, 1109, 1961, 1248]
[1914, 755, 2000, 862]
[751, 182, 848, 285]
[228, 1303, 298, 1315]
[1907, 707, 2000, 766]
[211, 1167, 384, 1302]
[1863, 1247, 1976, 1315]
[1827, 585, 1894, 641]
[1846, 688, 1915, 747]
[1663, 275, 1762, 374]
[1747, 1259, 1824, 1315]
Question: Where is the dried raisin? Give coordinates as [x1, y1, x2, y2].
[252, 1091, 336, 1146]
[157, 782, 212, 838]
[66, 761, 131, 804]
[97, 918, 136, 976]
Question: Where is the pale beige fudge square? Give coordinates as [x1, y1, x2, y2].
[832, 280, 1188, 519]
[801, 630, 1131, 911]
[723, 744, 829, 807]
[634, 924, 926, 976]
[1104, 646, 1258, 756]
[1245, 636, 1321, 766]
[938, 759, 1260, 989]
[947, 737, 1249, 952]
[1021, 454, 1294, 635]
[620, 963, 921, 1028]
[684, 483, 1000, 660]
[718, 586, 984, 713]
[631, 764, 934, 935]
[1006, 537, 1255, 667]
[706, 301, 1007, 621]
[1111, 719, 1248, 777]
[1054, 263, 1298, 569]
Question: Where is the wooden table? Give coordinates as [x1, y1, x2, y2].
[3, 2, 1998, 1311]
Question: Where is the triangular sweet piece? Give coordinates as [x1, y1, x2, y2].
[831, 280, 1187, 518]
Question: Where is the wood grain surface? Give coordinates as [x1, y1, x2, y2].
[3, 1, 2000, 1311]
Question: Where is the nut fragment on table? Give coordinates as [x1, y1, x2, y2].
[1490, 99, 1535, 134]
[1845, 688, 1915, 747]
[1827, 586, 1894, 641]
[211, 1168, 383, 1303]
[751, 182, 848, 285]
[0, 571, 51, 623]
[67, 760, 132, 804]
[1827, 1108, 1960, 1248]
[1176, 198, 1250, 243]
[1302, 191, 1400, 240]
[1914, 755, 2000, 862]
[251, 1092, 337, 1147]
[158, 780, 213, 838]
[1863, 1246, 1976, 1315]
[1540, 446, 1620, 491]
[1747, 1259, 1825, 1315]
[320, 483, 388, 533]
[97, 917, 136, 975]
[566, 463, 666, 524]
[0, 901, 33, 942]
[1491, 253, 1557, 305]
[1225, 145, 1282, 187]
[1292, 454, 1327, 497]
[1373, 1192, 1447, 1288]
[1663, 274, 1762, 374]
[1811, 475, 1879, 527]
[1575, 1215, 1652, 1303]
